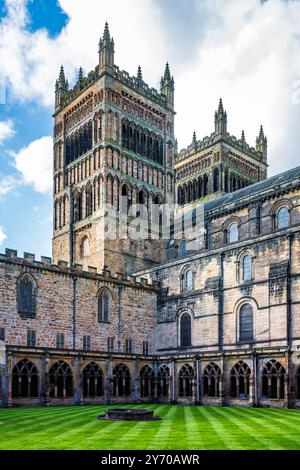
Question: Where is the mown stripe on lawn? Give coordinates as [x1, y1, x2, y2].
[211, 407, 282, 450]
[1, 406, 99, 435]
[109, 404, 167, 450]
[227, 407, 300, 450]
[0, 407, 105, 450]
[182, 405, 205, 450]
[199, 406, 243, 450]
[147, 404, 180, 450]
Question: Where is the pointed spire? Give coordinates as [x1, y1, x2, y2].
[192, 131, 197, 145]
[78, 67, 83, 82]
[258, 124, 264, 141]
[160, 62, 174, 108]
[137, 65, 143, 81]
[256, 124, 267, 159]
[103, 21, 110, 42]
[214, 98, 227, 135]
[99, 22, 115, 71]
[218, 97, 224, 114]
[55, 65, 67, 109]
[164, 62, 171, 81]
[58, 65, 66, 87]
[241, 130, 245, 142]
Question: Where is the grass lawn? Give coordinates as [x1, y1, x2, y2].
[0, 404, 300, 450]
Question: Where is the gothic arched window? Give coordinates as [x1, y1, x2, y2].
[12, 359, 38, 398]
[262, 360, 285, 400]
[180, 312, 192, 347]
[239, 304, 253, 342]
[230, 361, 251, 398]
[85, 185, 93, 217]
[83, 362, 103, 398]
[140, 365, 155, 398]
[49, 361, 73, 398]
[203, 363, 221, 397]
[242, 255, 252, 281]
[277, 207, 290, 230]
[17, 274, 36, 318]
[113, 364, 130, 397]
[213, 167, 219, 192]
[178, 364, 194, 397]
[98, 290, 110, 323]
[158, 365, 170, 398]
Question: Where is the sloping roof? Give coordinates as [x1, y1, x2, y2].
[205, 166, 300, 213]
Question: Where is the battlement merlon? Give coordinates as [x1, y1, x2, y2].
[54, 23, 175, 116]
[0, 249, 160, 292]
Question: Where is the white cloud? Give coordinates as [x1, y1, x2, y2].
[0, 226, 7, 246]
[0, 174, 19, 199]
[175, 0, 300, 175]
[0, 0, 167, 107]
[1, 0, 300, 176]
[10, 136, 53, 193]
[0, 119, 15, 144]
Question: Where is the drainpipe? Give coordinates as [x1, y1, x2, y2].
[219, 252, 224, 351]
[118, 285, 123, 352]
[72, 276, 77, 350]
[287, 234, 293, 348]
[69, 184, 74, 268]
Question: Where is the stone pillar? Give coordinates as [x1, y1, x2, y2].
[249, 376, 255, 406]
[39, 353, 48, 406]
[170, 358, 176, 404]
[250, 353, 256, 407]
[220, 356, 227, 406]
[74, 356, 83, 405]
[133, 358, 140, 403]
[284, 373, 289, 407]
[6, 351, 13, 407]
[153, 361, 158, 403]
[195, 357, 201, 404]
[104, 356, 113, 404]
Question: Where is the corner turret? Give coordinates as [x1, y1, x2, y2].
[160, 62, 174, 109]
[214, 98, 227, 135]
[256, 125, 267, 160]
[99, 22, 115, 72]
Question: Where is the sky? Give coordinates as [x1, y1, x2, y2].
[0, 0, 300, 258]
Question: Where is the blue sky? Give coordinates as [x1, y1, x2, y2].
[0, 0, 300, 259]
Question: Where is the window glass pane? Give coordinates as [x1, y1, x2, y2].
[185, 270, 193, 290]
[239, 304, 253, 341]
[180, 313, 191, 347]
[243, 255, 252, 281]
[277, 207, 289, 229]
[179, 240, 186, 257]
[229, 223, 238, 243]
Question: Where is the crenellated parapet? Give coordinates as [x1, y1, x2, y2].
[0, 249, 160, 292]
[176, 129, 265, 164]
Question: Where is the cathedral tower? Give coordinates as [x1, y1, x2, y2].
[176, 99, 268, 207]
[52, 23, 175, 274]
